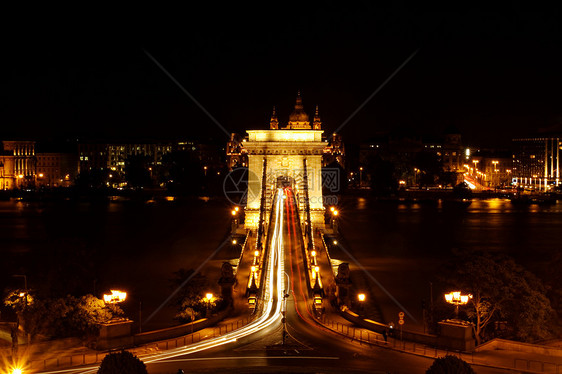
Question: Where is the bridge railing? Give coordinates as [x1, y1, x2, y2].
[28, 315, 254, 372]
[256, 158, 268, 248]
[317, 315, 562, 373]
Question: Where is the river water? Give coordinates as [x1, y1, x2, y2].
[336, 196, 562, 328]
[0, 196, 560, 332]
[0, 196, 232, 331]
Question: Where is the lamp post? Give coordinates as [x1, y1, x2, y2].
[492, 160, 499, 188]
[359, 167, 363, 187]
[231, 209, 238, 232]
[444, 291, 472, 320]
[12, 274, 29, 352]
[282, 271, 290, 345]
[205, 293, 213, 317]
[357, 293, 366, 313]
[330, 208, 339, 231]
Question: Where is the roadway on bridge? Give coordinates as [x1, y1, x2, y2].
[142, 188, 439, 373]
[58, 188, 509, 374]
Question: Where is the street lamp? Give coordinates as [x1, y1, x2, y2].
[357, 293, 366, 313]
[103, 290, 127, 304]
[444, 291, 472, 320]
[231, 209, 238, 228]
[205, 293, 213, 317]
[359, 167, 364, 186]
[12, 274, 29, 348]
[492, 160, 499, 187]
[472, 160, 479, 182]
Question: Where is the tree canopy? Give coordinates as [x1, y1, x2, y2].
[3, 293, 123, 341]
[98, 351, 147, 374]
[171, 268, 211, 323]
[426, 355, 475, 374]
[440, 250, 553, 344]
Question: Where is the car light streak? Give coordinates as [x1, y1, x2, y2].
[64, 189, 287, 374]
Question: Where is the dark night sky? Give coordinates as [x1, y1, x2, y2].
[2, 5, 562, 148]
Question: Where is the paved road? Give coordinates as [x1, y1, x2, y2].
[143, 189, 512, 374]
[58, 188, 513, 374]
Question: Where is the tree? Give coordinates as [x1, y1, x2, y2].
[366, 154, 398, 196]
[98, 351, 147, 374]
[4, 293, 123, 341]
[426, 355, 475, 374]
[70, 294, 123, 338]
[161, 151, 204, 195]
[414, 152, 441, 187]
[75, 168, 109, 190]
[124, 154, 152, 189]
[441, 251, 553, 344]
[171, 268, 209, 322]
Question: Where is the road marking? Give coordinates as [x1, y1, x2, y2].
[153, 356, 340, 363]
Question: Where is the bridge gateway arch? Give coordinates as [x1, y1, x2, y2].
[243, 92, 328, 231]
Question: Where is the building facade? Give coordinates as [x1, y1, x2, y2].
[36, 153, 77, 187]
[0, 140, 37, 189]
[512, 137, 561, 190]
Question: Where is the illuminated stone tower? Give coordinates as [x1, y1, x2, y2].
[313, 105, 322, 130]
[269, 106, 279, 130]
[244, 93, 326, 228]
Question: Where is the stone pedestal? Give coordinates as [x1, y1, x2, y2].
[437, 320, 475, 352]
[310, 210, 325, 229]
[245, 209, 260, 229]
[218, 262, 236, 305]
[96, 319, 134, 350]
[335, 263, 351, 306]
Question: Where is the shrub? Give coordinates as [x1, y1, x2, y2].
[426, 355, 475, 374]
[98, 351, 148, 374]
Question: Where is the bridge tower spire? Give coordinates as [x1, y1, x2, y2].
[313, 105, 322, 130]
[270, 106, 279, 129]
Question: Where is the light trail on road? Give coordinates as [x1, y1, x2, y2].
[55, 189, 287, 374]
